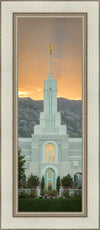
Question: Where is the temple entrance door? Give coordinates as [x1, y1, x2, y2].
[48, 184, 52, 191]
[45, 168, 55, 190]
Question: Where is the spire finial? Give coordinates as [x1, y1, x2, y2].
[48, 44, 53, 79]
[50, 44, 53, 54]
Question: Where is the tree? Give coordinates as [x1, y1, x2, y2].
[62, 174, 73, 188]
[41, 176, 45, 190]
[56, 176, 60, 192]
[18, 149, 26, 188]
[21, 174, 27, 188]
[27, 174, 40, 188]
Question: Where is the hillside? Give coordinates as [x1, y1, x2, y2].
[18, 97, 82, 138]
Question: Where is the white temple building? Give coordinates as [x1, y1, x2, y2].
[19, 45, 82, 190]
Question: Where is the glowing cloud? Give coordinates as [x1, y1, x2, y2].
[18, 91, 28, 97]
[18, 17, 82, 100]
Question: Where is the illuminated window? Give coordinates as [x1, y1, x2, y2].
[45, 143, 55, 162]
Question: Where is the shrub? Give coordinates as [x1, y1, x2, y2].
[73, 191, 82, 200]
[27, 174, 40, 188]
[48, 190, 53, 196]
[29, 191, 36, 198]
[44, 190, 48, 195]
[47, 190, 57, 196]
[24, 190, 30, 195]
[19, 192, 27, 198]
[40, 190, 45, 196]
[63, 190, 69, 198]
[52, 190, 57, 195]
[62, 174, 73, 188]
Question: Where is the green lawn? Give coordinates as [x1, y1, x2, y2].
[18, 198, 82, 212]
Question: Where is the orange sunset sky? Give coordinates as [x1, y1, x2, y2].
[18, 17, 82, 100]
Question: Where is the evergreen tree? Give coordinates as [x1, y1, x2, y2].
[18, 149, 26, 188]
[56, 176, 60, 192]
[41, 176, 45, 190]
[22, 174, 27, 188]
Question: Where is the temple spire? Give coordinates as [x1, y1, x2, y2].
[50, 44, 52, 54]
[48, 44, 53, 79]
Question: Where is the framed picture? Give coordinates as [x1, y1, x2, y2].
[1, 0, 99, 229]
[14, 12, 87, 217]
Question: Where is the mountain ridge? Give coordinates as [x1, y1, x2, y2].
[18, 97, 82, 138]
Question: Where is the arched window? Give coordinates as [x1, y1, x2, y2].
[74, 172, 82, 188]
[45, 143, 55, 163]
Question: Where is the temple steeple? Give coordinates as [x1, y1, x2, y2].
[34, 45, 67, 135]
[48, 44, 53, 79]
